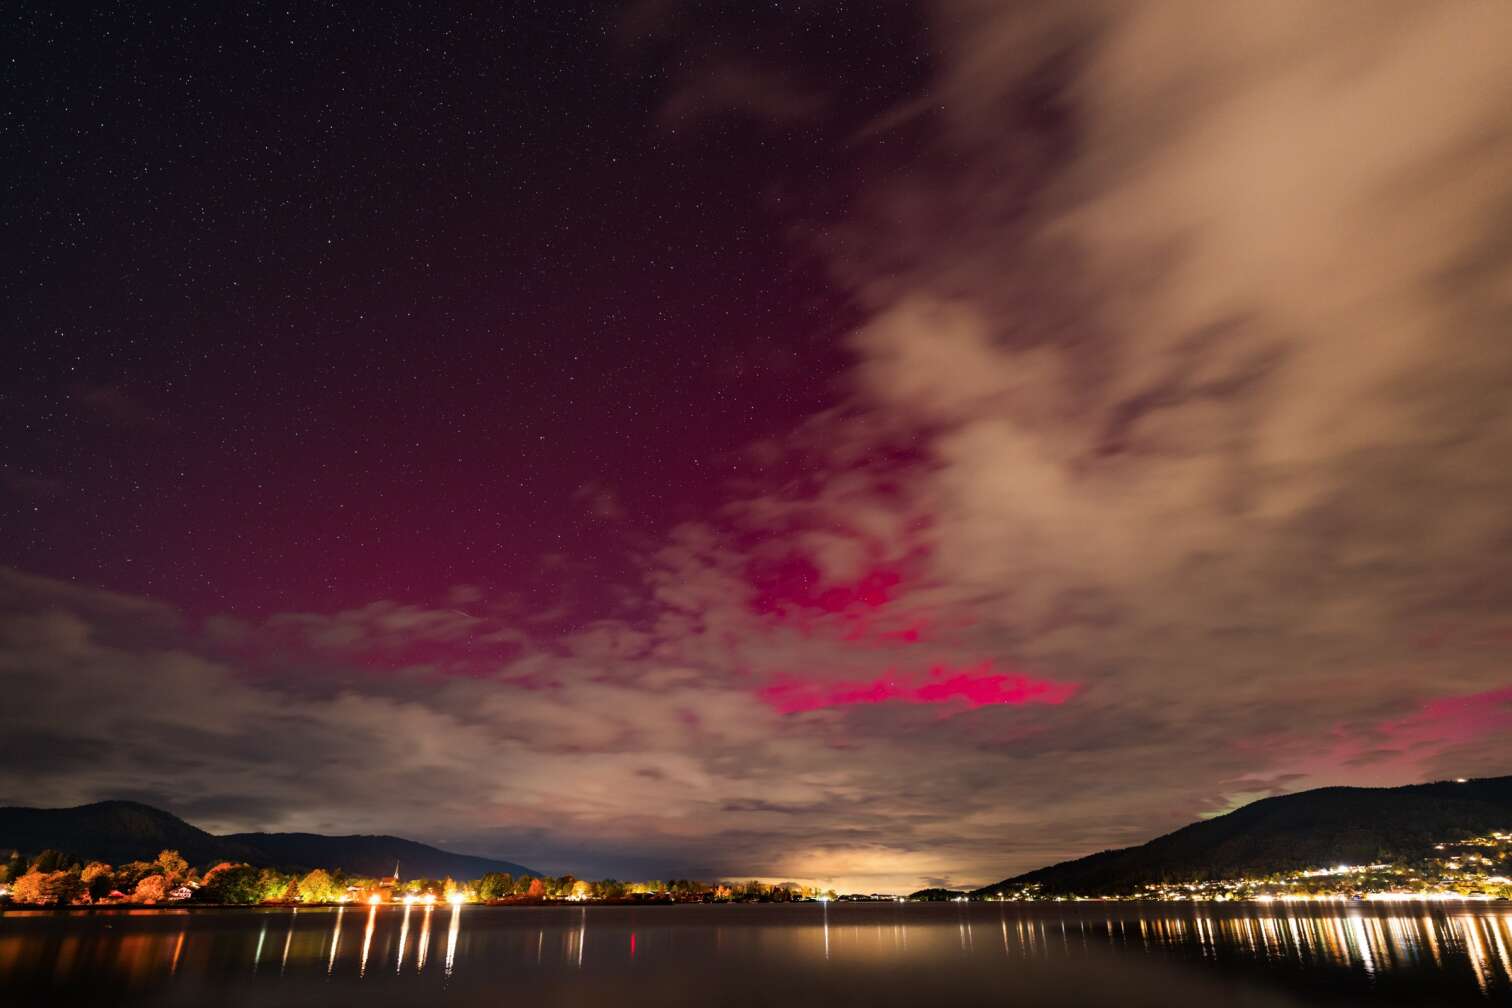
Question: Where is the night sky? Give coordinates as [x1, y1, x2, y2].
[4, 3, 1512, 892]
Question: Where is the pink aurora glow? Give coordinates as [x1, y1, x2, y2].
[760, 662, 1079, 715]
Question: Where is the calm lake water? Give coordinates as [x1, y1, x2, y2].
[2, 901, 1510, 1006]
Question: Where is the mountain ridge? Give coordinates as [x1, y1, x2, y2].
[0, 800, 537, 880]
[976, 775, 1512, 896]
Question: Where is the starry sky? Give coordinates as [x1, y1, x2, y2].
[4, 2, 1512, 892]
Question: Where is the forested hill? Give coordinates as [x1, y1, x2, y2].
[218, 832, 535, 880]
[0, 800, 536, 879]
[977, 776, 1512, 897]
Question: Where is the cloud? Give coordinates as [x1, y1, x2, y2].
[760, 664, 1077, 715]
[0, 567, 1057, 889]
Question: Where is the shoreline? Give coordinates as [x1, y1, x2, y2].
[4, 895, 1508, 913]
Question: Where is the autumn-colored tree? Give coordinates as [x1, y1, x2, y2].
[155, 850, 189, 884]
[9, 870, 48, 904]
[202, 862, 236, 883]
[298, 868, 342, 904]
[81, 862, 115, 900]
[116, 860, 157, 890]
[526, 877, 545, 899]
[133, 874, 168, 903]
[54, 871, 86, 904]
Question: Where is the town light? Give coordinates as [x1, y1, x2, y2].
[448, 892, 465, 906]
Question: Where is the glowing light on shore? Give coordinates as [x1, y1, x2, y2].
[1364, 892, 1495, 902]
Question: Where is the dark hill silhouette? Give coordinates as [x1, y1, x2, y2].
[220, 831, 535, 880]
[0, 800, 536, 879]
[976, 776, 1512, 897]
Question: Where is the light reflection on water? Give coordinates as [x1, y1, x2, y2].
[1, 902, 1510, 1005]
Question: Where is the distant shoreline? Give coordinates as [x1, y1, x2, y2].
[4, 895, 1508, 914]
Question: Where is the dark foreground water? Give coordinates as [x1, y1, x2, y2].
[2, 902, 1510, 1006]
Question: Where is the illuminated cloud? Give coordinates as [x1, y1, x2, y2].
[761, 664, 1077, 715]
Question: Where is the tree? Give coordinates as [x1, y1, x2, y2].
[525, 877, 545, 899]
[477, 872, 512, 901]
[155, 850, 189, 885]
[201, 864, 263, 905]
[1, 851, 27, 883]
[298, 869, 342, 904]
[51, 871, 85, 904]
[133, 874, 168, 903]
[113, 860, 157, 890]
[253, 868, 289, 903]
[81, 862, 115, 900]
[201, 862, 236, 885]
[10, 871, 48, 904]
[31, 849, 70, 873]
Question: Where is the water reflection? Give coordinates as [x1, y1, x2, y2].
[395, 904, 411, 973]
[417, 906, 432, 971]
[1, 903, 1510, 1005]
[253, 920, 266, 973]
[326, 906, 343, 974]
[445, 903, 461, 976]
[280, 907, 295, 974]
[821, 901, 830, 960]
[359, 906, 376, 977]
[169, 930, 184, 975]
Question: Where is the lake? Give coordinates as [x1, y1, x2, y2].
[1, 901, 1509, 1005]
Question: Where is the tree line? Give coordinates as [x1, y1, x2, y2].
[0, 848, 838, 906]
